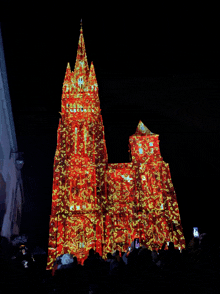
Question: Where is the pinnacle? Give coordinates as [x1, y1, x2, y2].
[87, 62, 98, 90]
[67, 62, 71, 70]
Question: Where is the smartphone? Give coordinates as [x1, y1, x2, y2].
[134, 238, 140, 249]
[193, 227, 199, 238]
[128, 247, 131, 251]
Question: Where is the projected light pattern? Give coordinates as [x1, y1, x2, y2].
[46, 21, 185, 270]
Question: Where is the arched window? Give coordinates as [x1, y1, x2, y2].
[139, 148, 143, 154]
[78, 77, 83, 87]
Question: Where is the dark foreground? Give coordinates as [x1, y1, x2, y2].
[0, 242, 219, 294]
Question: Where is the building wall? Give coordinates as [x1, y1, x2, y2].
[0, 23, 23, 241]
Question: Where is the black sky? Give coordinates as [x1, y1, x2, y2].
[1, 5, 219, 249]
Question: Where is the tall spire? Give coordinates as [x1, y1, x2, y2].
[73, 19, 89, 89]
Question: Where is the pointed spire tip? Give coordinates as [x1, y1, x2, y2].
[67, 62, 71, 70]
[80, 19, 83, 33]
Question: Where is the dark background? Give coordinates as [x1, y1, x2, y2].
[1, 3, 219, 251]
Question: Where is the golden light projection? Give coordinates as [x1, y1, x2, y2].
[46, 20, 185, 270]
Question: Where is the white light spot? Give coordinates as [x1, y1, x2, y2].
[139, 148, 143, 154]
[121, 175, 133, 182]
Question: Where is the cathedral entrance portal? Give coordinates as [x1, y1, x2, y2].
[64, 214, 102, 264]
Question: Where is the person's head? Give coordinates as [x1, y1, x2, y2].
[89, 248, 95, 256]
[115, 250, 119, 256]
[19, 245, 27, 254]
[95, 252, 100, 258]
[73, 256, 78, 264]
[161, 242, 166, 250]
[112, 249, 120, 257]
[168, 242, 175, 251]
[107, 253, 112, 259]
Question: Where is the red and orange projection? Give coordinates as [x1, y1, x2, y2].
[46, 21, 185, 270]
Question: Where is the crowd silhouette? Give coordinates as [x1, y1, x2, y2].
[0, 232, 219, 293]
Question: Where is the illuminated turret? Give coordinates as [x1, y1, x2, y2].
[129, 121, 161, 164]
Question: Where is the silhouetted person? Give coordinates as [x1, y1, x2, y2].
[126, 246, 140, 276]
[84, 249, 102, 294]
[192, 233, 219, 270]
[187, 234, 197, 253]
[137, 248, 158, 274]
[14, 245, 35, 270]
[109, 250, 125, 276]
[95, 251, 104, 264]
[162, 242, 180, 271]
[161, 241, 166, 251]
[122, 248, 130, 265]
[84, 248, 93, 266]
[151, 249, 158, 263]
[73, 255, 78, 265]
[106, 252, 113, 263]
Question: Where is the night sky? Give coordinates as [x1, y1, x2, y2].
[1, 4, 219, 250]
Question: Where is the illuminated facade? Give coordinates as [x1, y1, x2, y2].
[46, 21, 185, 270]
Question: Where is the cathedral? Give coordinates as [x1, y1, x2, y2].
[46, 21, 185, 270]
